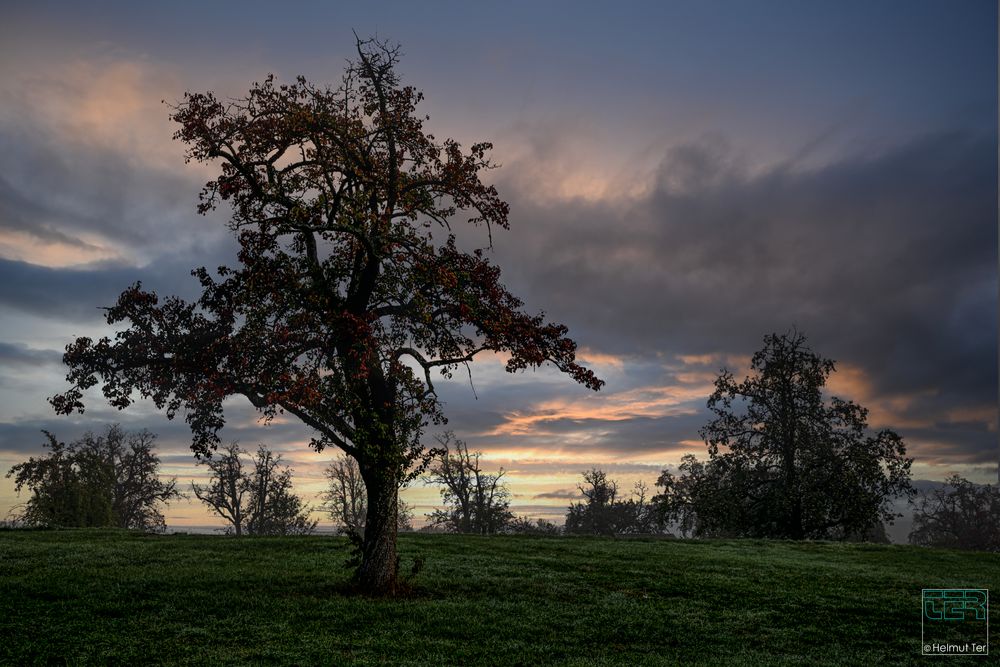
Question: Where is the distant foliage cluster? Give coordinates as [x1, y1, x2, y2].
[419, 431, 566, 536]
[909, 476, 1000, 552]
[564, 469, 660, 536]
[5, 425, 181, 532]
[503, 516, 562, 536]
[652, 331, 914, 541]
[425, 431, 514, 535]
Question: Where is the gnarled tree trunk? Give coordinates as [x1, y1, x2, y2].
[356, 469, 399, 595]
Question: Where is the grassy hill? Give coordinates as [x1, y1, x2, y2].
[1, 530, 996, 665]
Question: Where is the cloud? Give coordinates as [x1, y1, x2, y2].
[0, 48, 993, 524]
[0, 57, 188, 171]
[0, 342, 61, 368]
[0, 53, 234, 281]
[480, 130, 996, 465]
[533, 488, 582, 500]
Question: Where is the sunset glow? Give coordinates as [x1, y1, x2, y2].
[0, 2, 995, 536]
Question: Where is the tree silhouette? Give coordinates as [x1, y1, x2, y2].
[50, 36, 601, 593]
[909, 476, 1000, 552]
[193, 443, 316, 536]
[7, 425, 181, 531]
[565, 469, 656, 535]
[425, 431, 513, 534]
[655, 331, 914, 540]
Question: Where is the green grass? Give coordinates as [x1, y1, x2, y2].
[1, 530, 997, 665]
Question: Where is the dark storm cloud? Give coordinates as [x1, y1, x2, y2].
[0, 120, 211, 247]
[487, 131, 996, 462]
[0, 400, 318, 459]
[0, 87, 238, 320]
[0, 341, 61, 367]
[533, 489, 582, 500]
[0, 250, 242, 323]
[0, 258, 143, 321]
[0, 174, 111, 249]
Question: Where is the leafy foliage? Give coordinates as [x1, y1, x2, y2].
[49, 36, 600, 592]
[504, 516, 562, 536]
[6, 425, 180, 531]
[654, 331, 914, 540]
[192, 443, 316, 536]
[909, 476, 1000, 552]
[564, 469, 658, 535]
[425, 431, 513, 534]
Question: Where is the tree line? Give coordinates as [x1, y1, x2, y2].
[9, 331, 997, 553]
[34, 34, 994, 594]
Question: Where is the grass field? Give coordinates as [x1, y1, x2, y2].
[1, 529, 996, 665]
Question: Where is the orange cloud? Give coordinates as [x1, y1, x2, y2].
[675, 352, 751, 370]
[0, 228, 125, 268]
[492, 119, 657, 204]
[486, 382, 710, 438]
[825, 363, 936, 429]
[677, 353, 717, 365]
[944, 405, 998, 431]
[575, 348, 625, 371]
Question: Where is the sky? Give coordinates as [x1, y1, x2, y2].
[0, 1, 996, 533]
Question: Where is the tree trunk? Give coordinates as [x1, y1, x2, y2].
[356, 471, 399, 595]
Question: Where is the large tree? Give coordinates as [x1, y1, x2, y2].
[655, 331, 914, 540]
[7, 425, 181, 532]
[50, 37, 601, 593]
[909, 476, 1000, 552]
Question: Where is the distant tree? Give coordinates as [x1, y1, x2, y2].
[322, 452, 413, 536]
[50, 35, 602, 594]
[244, 446, 317, 536]
[654, 455, 732, 538]
[625, 480, 658, 534]
[81, 427, 183, 532]
[397, 501, 414, 533]
[7, 431, 111, 528]
[425, 431, 513, 534]
[566, 469, 618, 535]
[192, 443, 248, 535]
[565, 469, 657, 535]
[193, 444, 316, 536]
[6, 425, 180, 531]
[0, 510, 27, 530]
[655, 331, 914, 540]
[909, 476, 1000, 552]
[505, 516, 562, 536]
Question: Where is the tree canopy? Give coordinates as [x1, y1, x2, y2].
[909, 476, 1000, 552]
[50, 36, 601, 593]
[564, 469, 657, 536]
[6, 425, 181, 532]
[655, 331, 914, 540]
